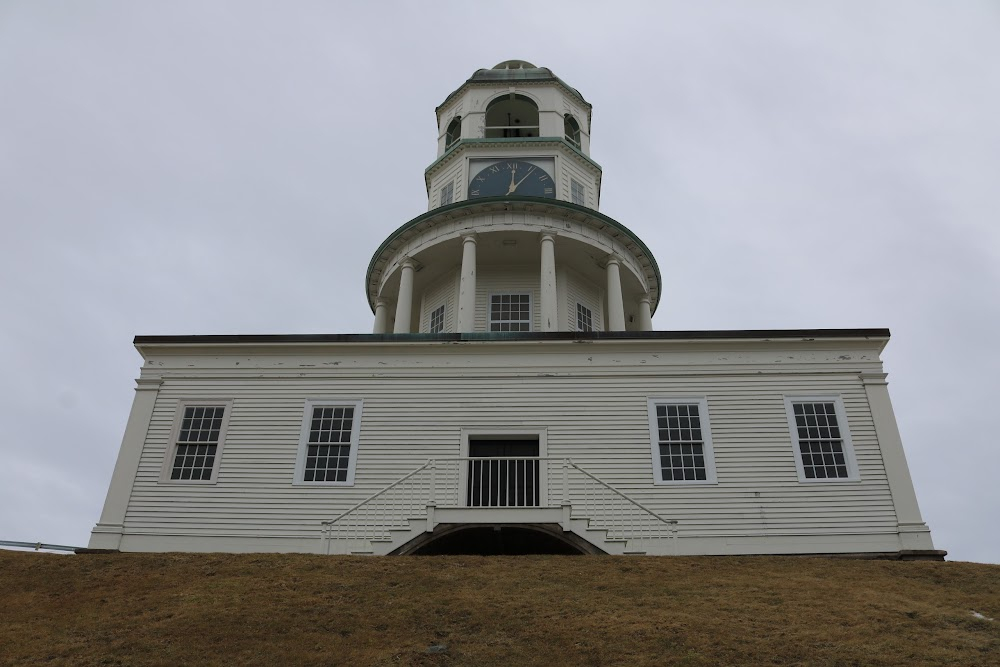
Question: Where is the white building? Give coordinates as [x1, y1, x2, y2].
[88, 61, 942, 558]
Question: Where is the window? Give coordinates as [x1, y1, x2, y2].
[162, 402, 232, 483]
[784, 397, 858, 482]
[571, 179, 585, 205]
[647, 398, 717, 484]
[429, 304, 445, 333]
[564, 114, 581, 148]
[445, 116, 461, 150]
[295, 400, 363, 485]
[576, 303, 593, 332]
[440, 181, 454, 206]
[489, 293, 531, 331]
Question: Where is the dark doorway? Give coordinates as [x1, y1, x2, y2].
[407, 525, 586, 555]
[467, 439, 539, 507]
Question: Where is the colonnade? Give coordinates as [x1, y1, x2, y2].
[373, 234, 653, 334]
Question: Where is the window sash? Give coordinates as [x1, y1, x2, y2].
[429, 305, 445, 333]
[647, 398, 716, 485]
[784, 397, 858, 482]
[489, 293, 531, 332]
[576, 303, 593, 332]
[294, 400, 363, 485]
[440, 182, 454, 206]
[162, 402, 231, 484]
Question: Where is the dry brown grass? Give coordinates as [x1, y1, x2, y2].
[0, 551, 998, 666]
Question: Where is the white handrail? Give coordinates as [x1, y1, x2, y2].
[568, 460, 678, 527]
[320, 456, 679, 555]
[320, 460, 431, 527]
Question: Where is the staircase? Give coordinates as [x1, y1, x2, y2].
[319, 458, 678, 556]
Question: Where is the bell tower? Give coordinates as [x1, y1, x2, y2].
[367, 60, 660, 335]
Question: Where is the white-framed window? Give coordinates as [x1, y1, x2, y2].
[576, 302, 593, 332]
[783, 397, 859, 482]
[294, 400, 363, 485]
[647, 398, 717, 484]
[160, 401, 233, 483]
[489, 293, 531, 332]
[440, 181, 454, 206]
[429, 304, 445, 333]
[570, 179, 585, 205]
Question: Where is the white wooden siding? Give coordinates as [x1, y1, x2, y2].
[419, 273, 457, 333]
[474, 265, 541, 332]
[117, 339, 902, 547]
[565, 269, 604, 331]
[429, 159, 464, 209]
[559, 158, 596, 209]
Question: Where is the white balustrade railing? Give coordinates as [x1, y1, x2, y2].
[320, 457, 678, 554]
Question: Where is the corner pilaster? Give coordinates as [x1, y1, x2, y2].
[860, 372, 935, 551]
[88, 376, 162, 550]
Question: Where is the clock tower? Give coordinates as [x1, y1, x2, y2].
[367, 60, 661, 336]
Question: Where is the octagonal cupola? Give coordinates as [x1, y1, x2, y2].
[368, 62, 660, 338]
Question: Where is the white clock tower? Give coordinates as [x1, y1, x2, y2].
[367, 60, 660, 336]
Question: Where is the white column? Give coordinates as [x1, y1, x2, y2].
[638, 296, 653, 331]
[457, 234, 477, 332]
[539, 233, 558, 331]
[89, 377, 162, 550]
[372, 298, 388, 334]
[606, 255, 626, 332]
[393, 259, 415, 334]
[860, 373, 936, 551]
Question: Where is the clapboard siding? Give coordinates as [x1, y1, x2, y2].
[559, 157, 596, 209]
[474, 265, 541, 331]
[117, 339, 905, 544]
[565, 268, 603, 331]
[419, 272, 457, 333]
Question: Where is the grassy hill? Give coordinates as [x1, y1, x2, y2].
[1, 550, 997, 666]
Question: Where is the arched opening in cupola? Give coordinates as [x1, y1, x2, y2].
[564, 114, 581, 148]
[445, 116, 461, 150]
[485, 94, 539, 139]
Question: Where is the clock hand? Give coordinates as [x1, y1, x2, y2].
[511, 166, 536, 191]
[507, 164, 518, 194]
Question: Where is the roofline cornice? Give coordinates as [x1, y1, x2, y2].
[134, 328, 892, 351]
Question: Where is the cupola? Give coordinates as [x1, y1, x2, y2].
[367, 62, 661, 337]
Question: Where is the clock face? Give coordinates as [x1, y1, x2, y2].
[468, 160, 555, 199]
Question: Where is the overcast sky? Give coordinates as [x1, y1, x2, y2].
[1, 1, 998, 563]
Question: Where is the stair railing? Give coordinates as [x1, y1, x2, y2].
[566, 459, 679, 554]
[320, 457, 679, 555]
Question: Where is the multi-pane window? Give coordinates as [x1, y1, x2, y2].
[489, 294, 531, 332]
[440, 181, 454, 206]
[168, 405, 227, 481]
[303, 405, 356, 482]
[429, 304, 445, 333]
[576, 303, 594, 332]
[647, 399, 716, 484]
[787, 400, 855, 480]
[571, 179, 585, 205]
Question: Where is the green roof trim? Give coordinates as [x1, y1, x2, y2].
[424, 137, 602, 178]
[365, 197, 662, 313]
